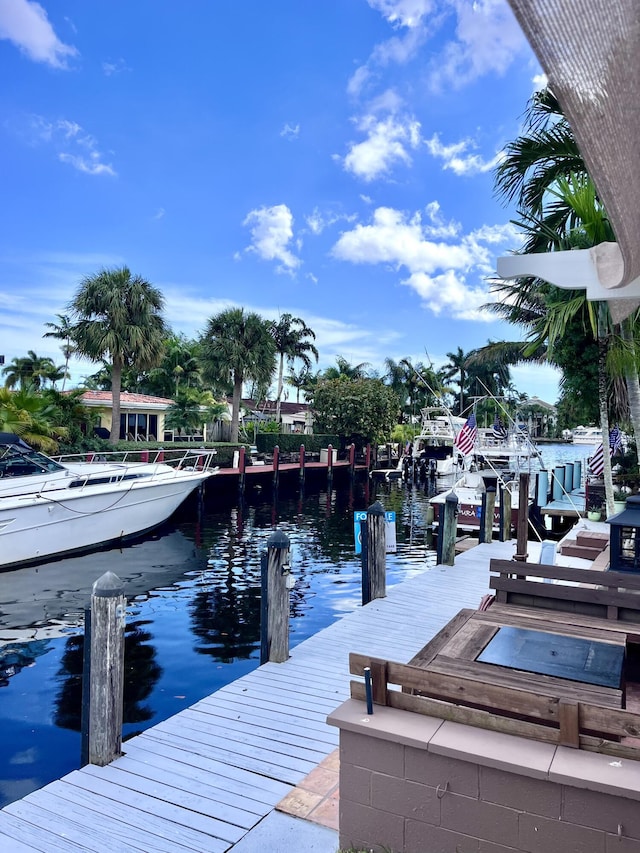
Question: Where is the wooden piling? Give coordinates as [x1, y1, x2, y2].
[238, 445, 246, 496]
[483, 486, 496, 544]
[478, 492, 488, 545]
[272, 444, 280, 490]
[88, 571, 126, 767]
[349, 443, 356, 480]
[500, 483, 512, 542]
[365, 500, 386, 602]
[365, 443, 372, 471]
[260, 530, 291, 663]
[514, 472, 530, 562]
[299, 444, 305, 485]
[327, 443, 334, 486]
[440, 492, 458, 566]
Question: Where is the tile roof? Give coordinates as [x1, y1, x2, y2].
[79, 391, 174, 406]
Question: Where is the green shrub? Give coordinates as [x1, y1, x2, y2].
[256, 434, 340, 454]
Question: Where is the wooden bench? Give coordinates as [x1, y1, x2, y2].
[489, 557, 640, 623]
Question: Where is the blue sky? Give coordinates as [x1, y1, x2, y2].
[0, 0, 560, 402]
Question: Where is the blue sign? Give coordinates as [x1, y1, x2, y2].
[354, 511, 396, 554]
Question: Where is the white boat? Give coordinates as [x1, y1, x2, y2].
[0, 434, 218, 569]
[473, 423, 541, 470]
[411, 407, 466, 476]
[428, 469, 525, 533]
[571, 426, 602, 444]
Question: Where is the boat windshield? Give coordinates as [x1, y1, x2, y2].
[0, 446, 65, 477]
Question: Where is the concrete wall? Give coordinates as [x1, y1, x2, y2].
[328, 699, 640, 853]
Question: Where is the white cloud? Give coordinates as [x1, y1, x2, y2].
[280, 122, 300, 140]
[429, 0, 528, 90]
[305, 207, 357, 236]
[102, 58, 129, 76]
[153, 208, 166, 220]
[242, 204, 301, 273]
[425, 132, 503, 175]
[0, 0, 77, 68]
[532, 72, 548, 91]
[331, 204, 515, 319]
[360, 194, 373, 205]
[58, 152, 116, 176]
[342, 114, 421, 181]
[22, 115, 116, 176]
[367, 0, 434, 29]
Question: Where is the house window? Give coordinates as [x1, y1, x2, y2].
[119, 413, 158, 440]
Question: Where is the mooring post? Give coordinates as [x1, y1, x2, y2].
[238, 445, 246, 496]
[365, 443, 372, 471]
[500, 483, 512, 541]
[349, 443, 356, 480]
[80, 606, 91, 767]
[483, 486, 496, 544]
[365, 500, 386, 602]
[327, 443, 334, 487]
[440, 492, 458, 566]
[260, 530, 291, 663]
[88, 571, 126, 767]
[514, 471, 530, 562]
[272, 444, 280, 490]
[299, 444, 305, 486]
[478, 491, 488, 544]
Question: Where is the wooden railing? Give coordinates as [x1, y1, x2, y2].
[489, 558, 640, 622]
[349, 651, 640, 760]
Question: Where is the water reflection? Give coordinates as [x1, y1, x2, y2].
[0, 473, 457, 808]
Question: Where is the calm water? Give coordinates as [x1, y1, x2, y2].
[0, 442, 594, 808]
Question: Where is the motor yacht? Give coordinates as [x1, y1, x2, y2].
[0, 433, 218, 568]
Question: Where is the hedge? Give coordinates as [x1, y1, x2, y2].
[255, 434, 340, 454]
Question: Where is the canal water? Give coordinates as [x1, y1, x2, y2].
[0, 442, 594, 808]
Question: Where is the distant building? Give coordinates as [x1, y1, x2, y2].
[79, 391, 176, 441]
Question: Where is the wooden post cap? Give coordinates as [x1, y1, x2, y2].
[367, 500, 385, 516]
[92, 571, 124, 597]
[445, 492, 458, 506]
[267, 530, 290, 549]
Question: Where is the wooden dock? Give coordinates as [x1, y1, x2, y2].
[0, 540, 511, 852]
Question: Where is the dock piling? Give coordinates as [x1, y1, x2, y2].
[440, 492, 458, 566]
[362, 501, 386, 603]
[88, 571, 126, 767]
[260, 530, 291, 663]
[514, 472, 530, 562]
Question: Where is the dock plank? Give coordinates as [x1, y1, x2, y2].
[0, 538, 499, 851]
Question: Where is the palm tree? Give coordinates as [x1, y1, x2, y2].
[69, 266, 167, 444]
[199, 308, 276, 443]
[148, 334, 202, 398]
[0, 386, 67, 452]
[270, 314, 318, 422]
[323, 356, 370, 381]
[2, 351, 59, 390]
[43, 314, 75, 391]
[285, 365, 313, 404]
[492, 86, 640, 449]
[165, 388, 228, 437]
[441, 347, 468, 415]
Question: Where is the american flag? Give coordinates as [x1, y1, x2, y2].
[589, 427, 623, 476]
[455, 413, 477, 456]
[492, 415, 507, 440]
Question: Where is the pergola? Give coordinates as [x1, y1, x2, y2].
[498, 0, 640, 321]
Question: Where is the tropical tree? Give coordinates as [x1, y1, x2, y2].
[147, 334, 202, 398]
[69, 266, 167, 444]
[43, 314, 75, 391]
[2, 351, 64, 390]
[270, 314, 318, 422]
[0, 386, 68, 452]
[441, 347, 468, 415]
[285, 365, 314, 404]
[199, 308, 276, 443]
[311, 377, 400, 446]
[164, 388, 228, 437]
[322, 356, 371, 381]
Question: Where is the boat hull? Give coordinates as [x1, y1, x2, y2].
[0, 471, 212, 569]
